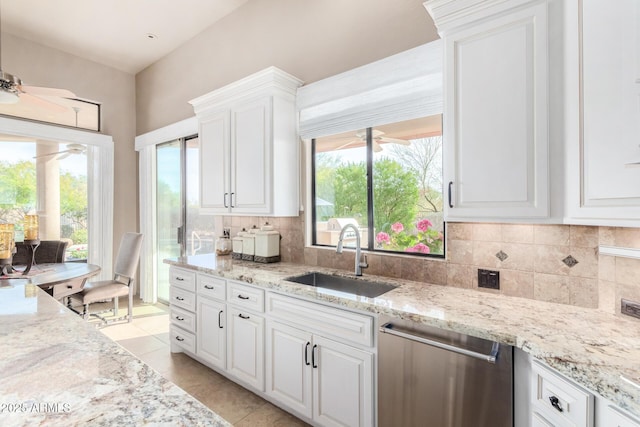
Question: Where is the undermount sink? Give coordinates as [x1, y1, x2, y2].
[286, 272, 397, 298]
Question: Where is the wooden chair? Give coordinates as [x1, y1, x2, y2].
[68, 232, 143, 325]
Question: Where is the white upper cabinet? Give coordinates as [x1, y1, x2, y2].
[425, 0, 551, 221]
[566, 0, 640, 226]
[190, 67, 303, 216]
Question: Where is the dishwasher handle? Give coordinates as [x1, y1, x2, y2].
[379, 322, 500, 364]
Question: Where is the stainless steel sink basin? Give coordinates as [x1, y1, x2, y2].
[286, 272, 397, 298]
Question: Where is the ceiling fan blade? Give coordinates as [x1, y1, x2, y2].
[56, 152, 72, 160]
[19, 92, 69, 113]
[335, 140, 359, 151]
[19, 85, 76, 98]
[33, 149, 69, 159]
[378, 136, 411, 145]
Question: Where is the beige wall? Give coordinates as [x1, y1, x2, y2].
[136, 0, 438, 134]
[4, 33, 138, 259]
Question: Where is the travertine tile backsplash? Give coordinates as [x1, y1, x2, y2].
[222, 215, 640, 316]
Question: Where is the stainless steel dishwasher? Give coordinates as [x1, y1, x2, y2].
[378, 316, 513, 427]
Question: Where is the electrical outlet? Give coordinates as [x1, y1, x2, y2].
[621, 299, 640, 320]
[478, 269, 500, 290]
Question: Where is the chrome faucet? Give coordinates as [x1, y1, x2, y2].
[336, 223, 368, 276]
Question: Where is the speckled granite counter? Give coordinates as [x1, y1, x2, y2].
[0, 282, 231, 427]
[166, 253, 640, 418]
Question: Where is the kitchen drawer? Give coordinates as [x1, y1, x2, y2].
[227, 280, 264, 312]
[170, 286, 196, 312]
[52, 278, 85, 299]
[170, 305, 196, 333]
[266, 293, 373, 347]
[170, 324, 196, 354]
[197, 274, 226, 301]
[531, 361, 594, 427]
[606, 406, 640, 427]
[169, 267, 196, 292]
[532, 411, 554, 427]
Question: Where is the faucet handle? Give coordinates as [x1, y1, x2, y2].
[360, 254, 368, 269]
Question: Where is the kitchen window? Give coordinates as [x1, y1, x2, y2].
[312, 115, 444, 257]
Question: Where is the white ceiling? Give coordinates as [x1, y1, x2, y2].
[1, 0, 250, 74]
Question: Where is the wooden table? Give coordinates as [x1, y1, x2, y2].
[0, 262, 101, 299]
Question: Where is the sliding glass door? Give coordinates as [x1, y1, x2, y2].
[156, 136, 214, 302]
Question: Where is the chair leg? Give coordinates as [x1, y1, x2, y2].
[113, 296, 119, 317]
[127, 288, 133, 323]
[82, 304, 89, 320]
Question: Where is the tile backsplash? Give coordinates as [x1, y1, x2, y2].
[222, 215, 640, 316]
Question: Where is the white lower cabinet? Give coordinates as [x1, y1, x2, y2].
[266, 293, 375, 427]
[312, 335, 373, 427]
[196, 296, 226, 370]
[516, 348, 639, 427]
[227, 305, 264, 391]
[169, 268, 375, 427]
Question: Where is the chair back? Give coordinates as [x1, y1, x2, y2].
[13, 240, 69, 265]
[113, 233, 143, 279]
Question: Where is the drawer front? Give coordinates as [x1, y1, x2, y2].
[170, 286, 196, 312]
[197, 274, 226, 301]
[267, 293, 373, 347]
[170, 324, 196, 354]
[532, 362, 594, 427]
[169, 267, 196, 292]
[607, 406, 640, 427]
[170, 306, 196, 333]
[52, 278, 85, 299]
[227, 280, 264, 312]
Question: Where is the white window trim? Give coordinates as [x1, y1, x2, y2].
[297, 40, 442, 140]
[0, 115, 114, 280]
[298, 41, 443, 247]
[135, 116, 198, 303]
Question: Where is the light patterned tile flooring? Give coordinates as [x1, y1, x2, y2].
[97, 297, 309, 426]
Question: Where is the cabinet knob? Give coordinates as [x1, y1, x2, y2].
[549, 396, 563, 412]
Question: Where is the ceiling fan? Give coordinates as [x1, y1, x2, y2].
[335, 129, 411, 152]
[33, 143, 87, 160]
[0, 6, 75, 110]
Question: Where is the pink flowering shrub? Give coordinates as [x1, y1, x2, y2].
[375, 218, 443, 255]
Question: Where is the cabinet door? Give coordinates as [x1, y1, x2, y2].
[199, 110, 230, 213]
[580, 0, 640, 220]
[312, 335, 373, 427]
[196, 297, 226, 370]
[265, 321, 313, 419]
[444, 2, 549, 220]
[230, 97, 272, 214]
[226, 306, 264, 391]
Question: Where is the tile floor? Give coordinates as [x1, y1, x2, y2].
[96, 297, 309, 426]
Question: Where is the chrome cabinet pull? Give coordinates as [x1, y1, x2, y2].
[379, 322, 499, 364]
[218, 310, 224, 328]
[224, 193, 229, 208]
[238, 313, 250, 320]
[230, 192, 235, 208]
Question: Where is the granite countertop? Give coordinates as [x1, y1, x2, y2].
[166, 253, 640, 418]
[0, 282, 231, 427]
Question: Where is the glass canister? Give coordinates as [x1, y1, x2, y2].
[215, 229, 233, 255]
[24, 214, 39, 241]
